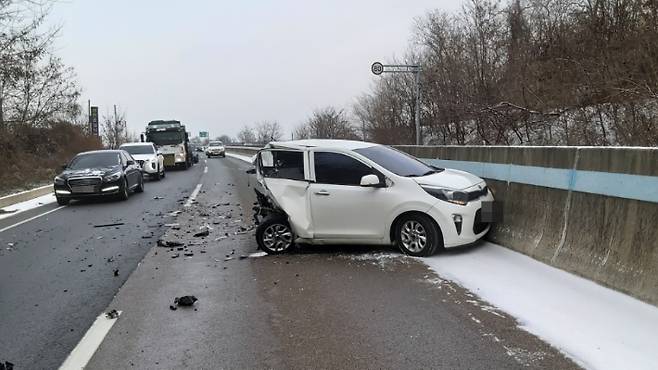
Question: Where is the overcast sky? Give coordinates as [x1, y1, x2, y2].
[49, 0, 459, 139]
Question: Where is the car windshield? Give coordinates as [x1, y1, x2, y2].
[68, 153, 120, 170]
[209, 141, 223, 147]
[354, 145, 441, 177]
[147, 131, 183, 145]
[121, 145, 154, 155]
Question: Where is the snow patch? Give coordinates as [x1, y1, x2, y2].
[248, 251, 268, 258]
[342, 252, 410, 270]
[225, 152, 255, 163]
[423, 242, 658, 370]
[0, 192, 56, 220]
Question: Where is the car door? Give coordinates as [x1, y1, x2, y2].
[121, 152, 138, 187]
[256, 149, 313, 238]
[308, 151, 392, 240]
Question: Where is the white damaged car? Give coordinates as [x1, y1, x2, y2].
[119, 142, 165, 180]
[251, 140, 498, 256]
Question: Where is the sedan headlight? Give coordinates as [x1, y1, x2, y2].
[103, 171, 122, 182]
[54, 176, 65, 185]
[422, 186, 469, 206]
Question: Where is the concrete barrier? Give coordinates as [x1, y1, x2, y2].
[396, 145, 658, 306]
[0, 185, 52, 209]
[225, 146, 260, 157]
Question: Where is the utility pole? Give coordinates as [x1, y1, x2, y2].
[371, 62, 422, 145]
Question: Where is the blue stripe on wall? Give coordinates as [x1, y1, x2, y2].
[423, 158, 658, 204]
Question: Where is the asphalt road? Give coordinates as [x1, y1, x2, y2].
[1, 156, 581, 369]
[0, 163, 204, 369]
[88, 156, 580, 370]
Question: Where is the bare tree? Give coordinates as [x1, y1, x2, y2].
[101, 106, 127, 149]
[216, 134, 233, 144]
[237, 125, 256, 144]
[254, 121, 283, 143]
[296, 106, 358, 140]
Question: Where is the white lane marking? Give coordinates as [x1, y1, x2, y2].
[204, 166, 208, 174]
[58, 310, 122, 370]
[184, 183, 202, 207]
[0, 205, 66, 233]
[204, 159, 207, 164]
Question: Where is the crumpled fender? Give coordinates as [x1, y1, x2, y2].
[259, 177, 313, 239]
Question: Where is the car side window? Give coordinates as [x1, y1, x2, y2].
[259, 150, 305, 181]
[314, 152, 373, 186]
[119, 152, 128, 166]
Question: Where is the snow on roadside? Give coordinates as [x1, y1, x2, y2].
[0, 192, 56, 220]
[423, 242, 658, 370]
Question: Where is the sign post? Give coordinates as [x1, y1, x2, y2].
[371, 62, 422, 145]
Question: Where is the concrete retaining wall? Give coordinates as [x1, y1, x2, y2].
[396, 145, 658, 306]
[0, 185, 52, 209]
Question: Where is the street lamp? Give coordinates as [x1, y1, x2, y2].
[371, 62, 422, 145]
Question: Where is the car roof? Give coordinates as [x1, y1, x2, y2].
[76, 150, 123, 156]
[119, 142, 153, 147]
[266, 139, 378, 151]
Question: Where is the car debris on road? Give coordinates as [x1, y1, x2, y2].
[169, 295, 198, 310]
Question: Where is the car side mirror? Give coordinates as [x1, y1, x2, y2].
[360, 174, 381, 187]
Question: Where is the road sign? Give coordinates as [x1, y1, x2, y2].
[90, 106, 99, 136]
[199, 131, 208, 138]
[371, 62, 384, 75]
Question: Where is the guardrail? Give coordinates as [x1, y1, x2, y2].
[396, 145, 658, 306]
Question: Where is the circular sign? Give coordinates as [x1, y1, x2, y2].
[371, 62, 384, 75]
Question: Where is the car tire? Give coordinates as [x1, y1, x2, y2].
[395, 213, 443, 257]
[56, 196, 69, 206]
[119, 178, 129, 201]
[256, 214, 294, 254]
[136, 175, 144, 193]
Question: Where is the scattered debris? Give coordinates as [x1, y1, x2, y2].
[164, 223, 180, 228]
[239, 255, 248, 260]
[193, 229, 209, 237]
[153, 196, 164, 200]
[248, 251, 268, 258]
[170, 295, 198, 310]
[171, 253, 180, 259]
[93, 222, 124, 228]
[107, 256, 115, 263]
[157, 239, 184, 248]
[184, 252, 194, 257]
[105, 309, 120, 319]
[0, 361, 14, 370]
[113, 269, 119, 276]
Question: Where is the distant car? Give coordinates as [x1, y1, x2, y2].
[119, 142, 165, 180]
[54, 150, 144, 205]
[206, 141, 225, 157]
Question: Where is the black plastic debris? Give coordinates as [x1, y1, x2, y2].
[113, 269, 119, 276]
[153, 196, 164, 200]
[171, 253, 180, 259]
[93, 222, 124, 228]
[105, 309, 119, 319]
[175, 296, 198, 306]
[193, 229, 209, 237]
[184, 252, 194, 257]
[157, 239, 184, 248]
[239, 255, 248, 260]
[1, 361, 14, 370]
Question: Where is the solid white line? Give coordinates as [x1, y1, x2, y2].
[203, 166, 208, 174]
[204, 159, 207, 164]
[0, 205, 66, 233]
[58, 310, 122, 370]
[184, 183, 202, 207]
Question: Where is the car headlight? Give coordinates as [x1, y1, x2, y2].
[421, 186, 469, 206]
[103, 171, 122, 182]
[54, 176, 65, 185]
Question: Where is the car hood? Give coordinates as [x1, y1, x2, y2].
[412, 168, 484, 191]
[130, 154, 156, 161]
[59, 166, 121, 179]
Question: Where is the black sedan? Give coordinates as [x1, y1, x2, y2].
[53, 150, 144, 205]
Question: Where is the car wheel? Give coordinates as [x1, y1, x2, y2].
[119, 178, 129, 201]
[56, 196, 69, 206]
[256, 215, 294, 254]
[136, 175, 144, 193]
[395, 213, 443, 257]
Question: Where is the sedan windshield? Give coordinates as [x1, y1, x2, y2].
[68, 153, 120, 170]
[354, 145, 441, 177]
[121, 145, 154, 155]
[209, 141, 223, 147]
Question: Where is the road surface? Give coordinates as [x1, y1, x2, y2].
[0, 156, 580, 370]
